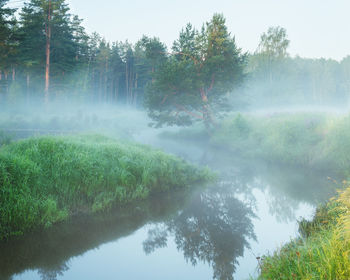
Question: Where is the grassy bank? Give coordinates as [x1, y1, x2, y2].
[258, 185, 350, 279]
[206, 113, 350, 278]
[0, 135, 212, 240]
[211, 113, 350, 176]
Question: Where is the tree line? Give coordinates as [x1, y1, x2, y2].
[0, 0, 167, 106]
[247, 26, 350, 108]
[1, 0, 350, 119]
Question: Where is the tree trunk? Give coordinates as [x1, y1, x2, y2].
[104, 57, 108, 102]
[129, 67, 134, 106]
[125, 63, 129, 104]
[45, 0, 52, 104]
[99, 71, 102, 103]
[115, 76, 119, 103]
[200, 88, 213, 130]
[26, 74, 30, 103]
[133, 73, 138, 106]
[4, 71, 8, 94]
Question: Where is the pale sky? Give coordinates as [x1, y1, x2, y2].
[8, 0, 350, 61]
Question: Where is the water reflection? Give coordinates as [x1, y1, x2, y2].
[179, 142, 336, 223]
[154, 138, 336, 222]
[0, 190, 191, 280]
[0, 142, 337, 280]
[143, 183, 256, 280]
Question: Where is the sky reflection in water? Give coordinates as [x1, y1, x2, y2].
[4, 140, 335, 280]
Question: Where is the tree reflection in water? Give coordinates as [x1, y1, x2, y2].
[1, 145, 334, 280]
[38, 264, 69, 280]
[143, 182, 256, 280]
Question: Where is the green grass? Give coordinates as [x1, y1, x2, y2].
[0, 130, 12, 147]
[211, 113, 350, 176]
[0, 135, 213, 240]
[207, 113, 350, 279]
[258, 186, 350, 280]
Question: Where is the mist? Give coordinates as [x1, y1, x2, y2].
[2, 1, 350, 280]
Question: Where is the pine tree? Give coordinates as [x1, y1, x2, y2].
[18, 0, 88, 101]
[145, 14, 246, 129]
[0, 0, 17, 95]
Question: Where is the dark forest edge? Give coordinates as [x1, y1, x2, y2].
[0, 135, 213, 240]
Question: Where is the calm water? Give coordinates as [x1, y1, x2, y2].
[1, 135, 336, 280]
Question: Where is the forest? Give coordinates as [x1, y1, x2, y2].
[2, 0, 350, 280]
[1, 0, 350, 111]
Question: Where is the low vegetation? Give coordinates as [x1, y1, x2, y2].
[211, 112, 350, 176]
[0, 135, 212, 240]
[160, 112, 350, 278]
[258, 184, 350, 279]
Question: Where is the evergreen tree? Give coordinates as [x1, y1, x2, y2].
[0, 0, 17, 95]
[18, 0, 88, 101]
[145, 14, 246, 128]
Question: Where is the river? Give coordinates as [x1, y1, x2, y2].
[0, 131, 336, 280]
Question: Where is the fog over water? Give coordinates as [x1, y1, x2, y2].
[0, 101, 339, 280]
[1, 0, 349, 278]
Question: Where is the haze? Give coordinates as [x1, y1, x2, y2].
[1, 0, 350, 279]
[66, 0, 349, 60]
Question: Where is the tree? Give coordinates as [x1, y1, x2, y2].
[134, 36, 167, 105]
[257, 26, 289, 58]
[253, 26, 290, 83]
[18, 0, 87, 102]
[0, 0, 17, 95]
[145, 14, 246, 129]
[138, 35, 167, 75]
[143, 181, 256, 280]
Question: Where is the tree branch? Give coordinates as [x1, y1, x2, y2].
[174, 104, 203, 120]
[208, 74, 215, 92]
[161, 91, 177, 104]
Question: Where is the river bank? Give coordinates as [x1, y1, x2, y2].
[160, 112, 350, 278]
[258, 185, 350, 279]
[212, 113, 350, 279]
[0, 135, 212, 240]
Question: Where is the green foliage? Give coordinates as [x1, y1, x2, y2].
[257, 26, 289, 59]
[321, 116, 350, 175]
[210, 113, 254, 154]
[145, 14, 246, 128]
[258, 229, 350, 279]
[258, 187, 350, 280]
[0, 135, 213, 240]
[212, 113, 350, 175]
[0, 0, 17, 74]
[0, 130, 11, 146]
[247, 55, 350, 108]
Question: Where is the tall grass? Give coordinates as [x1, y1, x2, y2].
[0, 135, 212, 240]
[258, 185, 350, 279]
[212, 113, 350, 176]
[0, 130, 12, 147]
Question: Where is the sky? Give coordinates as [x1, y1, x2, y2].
[8, 0, 350, 61]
